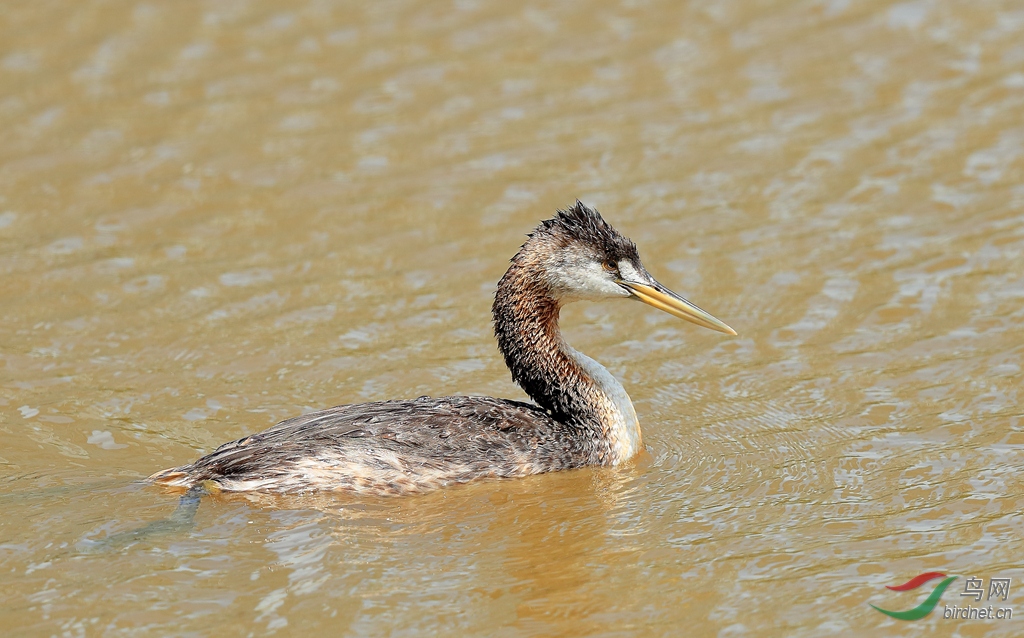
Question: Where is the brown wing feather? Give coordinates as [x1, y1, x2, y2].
[150, 396, 602, 495]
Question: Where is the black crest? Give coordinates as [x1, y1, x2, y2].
[538, 200, 640, 263]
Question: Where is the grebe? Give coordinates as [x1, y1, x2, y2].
[150, 202, 735, 496]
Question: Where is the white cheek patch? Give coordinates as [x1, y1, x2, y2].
[617, 261, 644, 284]
[550, 258, 630, 301]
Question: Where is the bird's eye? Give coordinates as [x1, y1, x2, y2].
[602, 260, 617, 273]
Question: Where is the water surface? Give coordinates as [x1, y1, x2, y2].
[2, 1, 1023, 636]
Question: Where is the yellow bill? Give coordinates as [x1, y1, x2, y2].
[620, 280, 737, 335]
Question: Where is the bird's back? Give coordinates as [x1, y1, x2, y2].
[149, 395, 602, 495]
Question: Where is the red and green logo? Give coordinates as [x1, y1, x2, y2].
[871, 572, 958, 621]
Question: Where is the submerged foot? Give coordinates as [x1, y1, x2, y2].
[78, 482, 212, 552]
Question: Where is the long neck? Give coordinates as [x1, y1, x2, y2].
[491, 262, 641, 464]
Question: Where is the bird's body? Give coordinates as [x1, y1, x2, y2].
[150, 202, 734, 495]
[152, 397, 593, 495]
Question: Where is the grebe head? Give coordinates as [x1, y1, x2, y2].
[520, 201, 737, 335]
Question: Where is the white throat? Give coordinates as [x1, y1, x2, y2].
[562, 344, 642, 463]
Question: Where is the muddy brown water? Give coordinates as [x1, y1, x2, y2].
[2, 1, 1023, 636]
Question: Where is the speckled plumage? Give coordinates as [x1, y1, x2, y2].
[151, 202, 653, 495]
[150, 396, 591, 495]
